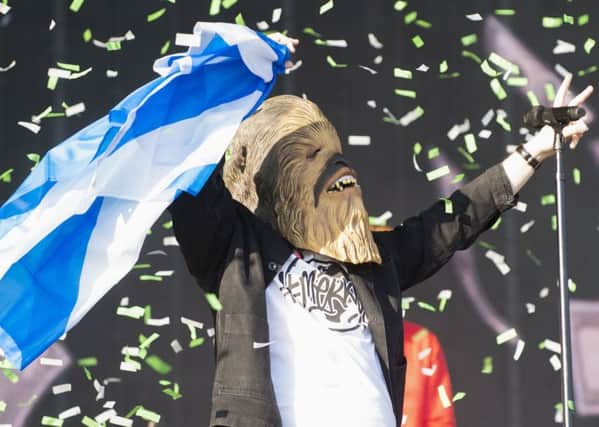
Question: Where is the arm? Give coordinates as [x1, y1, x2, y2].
[168, 164, 237, 293]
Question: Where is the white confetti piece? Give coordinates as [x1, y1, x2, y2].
[95, 409, 117, 424]
[253, 341, 275, 349]
[542, 339, 562, 354]
[59, 406, 81, 419]
[147, 250, 167, 256]
[175, 33, 201, 47]
[0, 60, 16, 72]
[478, 129, 492, 139]
[520, 220, 535, 233]
[271, 8, 282, 23]
[447, 119, 470, 141]
[496, 328, 518, 345]
[421, 365, 437, 376]
[513, 339, 525, 361]
[65, 102, 86, 117]
[121, 346, 141, 357]
[539, 287, 549, 298]
[416, 64, 429, 72]
[514, 201, 527, 212]
[163, 236, 179, 246]
[207, 327, 215, 337]
[155, 270, 174, 277]
[426, 166, 450, 181]
[323, 39, 347, 47]
[48, 67, 71, 79]
[526, 303, 536, 314]
[106, 69, 119, 78]
[554, 63, 571, 79]
[109, 416, 133, 427]
[485, 249, 511, 275]
[417, 347, 432, 360]
[399, 106, 424, 127]
[358, 65, 377, 74]
[94, 379, 105, 400]
[367, 100, 377, 108]
[52, 384, 72, 395]
[373, 55, 383, 65]
[146, 316, 170, 326]
[348, 135, 371, 146]
[0, 3, 11, 14]
[256, 21, 269, 31]
[119, 297, 129, 306]
[17, 121, 41, 134]
[481, 109, 495, 126]
[49, 19, 56, 30]
[466, 13, 483, 21]
[40, 357, 63, 366]
[284, 59, 303, 75]
[368, 33, 383, 49]
[438, 384, 452, 408]
[119, 361, 140, 372]
[116, 306, 144, 319]
[170, 339, 183, 354]
[103, 401, 116, 409]
[181, 317, 204, 329]
[553, 39, 576, 55]
[549, 354, 561, 371]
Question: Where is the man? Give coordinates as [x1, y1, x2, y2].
[168, 34, 592, 426]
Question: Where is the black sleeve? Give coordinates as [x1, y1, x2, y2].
[167, 164, 237, 293]
[374, 163, 518, 291]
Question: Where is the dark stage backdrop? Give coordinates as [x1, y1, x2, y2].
[1, 1, 598, 426]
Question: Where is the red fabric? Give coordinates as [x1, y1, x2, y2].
[399, 321, 456, 427]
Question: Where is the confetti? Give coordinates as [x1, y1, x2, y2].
[222, 0, 237, 9]
[393, 67, 412, 79]
[496, 328, 517, 345]
[147, 8, 166, 22]
[394, 89, 416, 98]
[513, 339, 525, 360]
[481, 356, 493, 374]
[205, 293, 223, 311]
[453, 392, 467, 402]
[541, 194, 556, 205]
[426, 166, 450, 181]
[319, 0, 334, 15]
[40, 357, 63, 366]
[461, 34, 477, 47]
[136, 407, 161, 423]
[466, 13, 483, 21]
[58, 406, 81, 419]
[572, 168, 581, 184]
[520, 220, 535, 233]
[578, 14, 589, 26]
[41, 416, 63, 426]
[543, 17, 563, 28]
[325, 55, 347, 68]
[485, 249, 511, 275]
[490, 78, 507, 100]
[394, 1, 407, 11]
[368, 33, 383, 49]
[69, 0, 85, 13]
[0, 60, 16, 72]
[399, 105, 424, 126]
[447, 119, 470, 141]
[437, 289, 452, 311]
[549, 354, 561, 371]
[495, 9, 515, 16]
[145, 355, 172, 375]
[272, 8, 282, 23]
[0, 169, 14, 183]
[584, 38, 596, 54]
[411, 35, 424, 48]
[65, 102, 85, 117]
[348, 135, 371, 146]
[553, 39, 576, 55]
[438, 385, 452, 408]
[52, 384, 72, 395]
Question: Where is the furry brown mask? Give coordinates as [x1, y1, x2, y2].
[223, 95, 381, 265]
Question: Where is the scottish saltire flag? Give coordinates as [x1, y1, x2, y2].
[0, 22, 289, 370]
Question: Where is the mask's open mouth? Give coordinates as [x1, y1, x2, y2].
[325, 167, 359, 193]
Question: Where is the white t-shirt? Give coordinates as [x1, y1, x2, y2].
[266, 250, 396, 427]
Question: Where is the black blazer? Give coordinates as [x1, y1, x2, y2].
[168, 163, 517, 427]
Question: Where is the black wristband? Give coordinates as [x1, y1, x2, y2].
[515, 144, 541, 170]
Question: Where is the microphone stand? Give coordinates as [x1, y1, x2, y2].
[552, 127, 574, 427]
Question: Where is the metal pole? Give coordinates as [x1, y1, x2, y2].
[555, 131, 574, 427]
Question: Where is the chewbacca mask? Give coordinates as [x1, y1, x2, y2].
[223, 95, 381, 265]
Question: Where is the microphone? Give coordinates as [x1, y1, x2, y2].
[523, 106, 586, 129]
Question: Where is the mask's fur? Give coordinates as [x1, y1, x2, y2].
[223, 95, 381, 265]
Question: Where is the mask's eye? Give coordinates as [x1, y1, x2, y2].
[307, 148, 321, 159]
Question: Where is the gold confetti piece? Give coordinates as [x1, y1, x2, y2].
[488, 52, 519, 74]
[394, 1, 407, 11]
[136, 407, 161, 423]
[507, 76, 527, 87]
[496, 328, 517, 345]
[572, 168, 581, 184]
[145, 355, 172, 374]
[189, 337, 205, 348]
[394, 89, 416, 98]
[428, 147, 439, 159]
[464, 133, 477, 153]
[481, 356, 493, 374]
[222, 0, 237, 9]
[453, 392, 467, 402]
[495, 9, 515, 16]
[439, 60, 448, 73]
[319, 0, 334, 15]
[69, 0, 85, 13]
[0, 168, 13, 183]
[480, 60, 501, 77]
[461, 50, 481, 64]
[584, 38, 596, 54]
[56, 62, 80, 72]
[160, 40, 170, 55]
[542, 16, 563, 28]
[541, 194, 556, 205]
[147, 8, 166, 22]
[578, 14, 589, 26]
[77, 357, 98, 367]
[563, 14, 574, 25]
[417, 301, 436, 312]
[205, 293, 223, 311]
[411, 35, 424, 48]
[139, 274, 163, 281]
[441, 198, 453, 215]
[404, 11, 418, 24]
[41, 416, 63, 426]
[394, 67, 412, 79]
[426, 166, 450, 181]
[82, 28, 92, 42]
[461, 34, 477, 46]
[415, 19, 431, 29]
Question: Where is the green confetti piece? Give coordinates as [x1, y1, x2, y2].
[480, 60, 501, 77]
[209, 0, 221, 16]
[0, 168, 13, 183]
[41, 416, 63, 426]
[489, 52, 519, 74]
[0, 401, 5, 412]
[234, 13, 245, 26]
[568, 278, 576, 293]
[413, 328, 429, 341]
[205, 292, 223, 311]
[578, 65, 598, 77]
[77, 357, 98, 367]
[132, 263, 150, 269]
[147, 8, 166, 22]
[136, 407, 161, 423]
[302, 27, 322, 37]
[490, 217, 502, 230]
[496, 114, 512, 132]
[47, 75, 58, 90]
[139, 332, 160, 349]
[125, 405, 143, 419]
[394, 89, 416, 98]
[490, 78, 507, 100]
[451, 173, 465, 184]
[319, 0, 334, 15]
[57, 62, 80, 72]
[82, 366, 92, 381]
[81, 416, 101, 427]
[578, 14, 589, 26]
[411, 35, 424, 48]
[461, 50, 481, 64]
[413, 142, 422, 155]
[439, 60, 448, 73]
[106, 40, 121, 51]
[414, 19, 432, 29]
[27, 153, 40, 167]
[478, 240, 495, 250]
[441, 198, 453, 214]
[527, 90, 540, 106]
[82, 28, 92, 42]
[2, 367, 18, 383]
[464, 133, 477, 153]
[495, 9, 515, 16]
[69, 0, 85, 13]
[545, 83, 556, 102]
[404, 11, 418, 24]
[222, 0, 237, 9]
[456, 146, 475, 164]
[160, 40, 170, 55]
[551, 214, 557, 231]
[426, 165, 450, 181]
[145, 355, 172, 375]
[573, 168, 581, 184]
[563, 14, 574, 25]
[481, 356, 493, 374]
[542, 16, 563, 28]
[584, 38, 596, 54]
[439, 72, 460, 79]
[394, 1, 407, 11]
[326, 55, 348, 68]
[541, 194, 556, 205]
[427, 147, 440, 159]
[460, 33, 477, 47]
[507, 76, 528, 87]
[453, 392, 467, 402]
[526, 249, 542, 267]
[189, 337, 206, 348]
[139, 274, 163, 282]
[394, 67, 412, 79]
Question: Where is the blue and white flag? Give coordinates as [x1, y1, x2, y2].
[0, 22, 289, 370]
